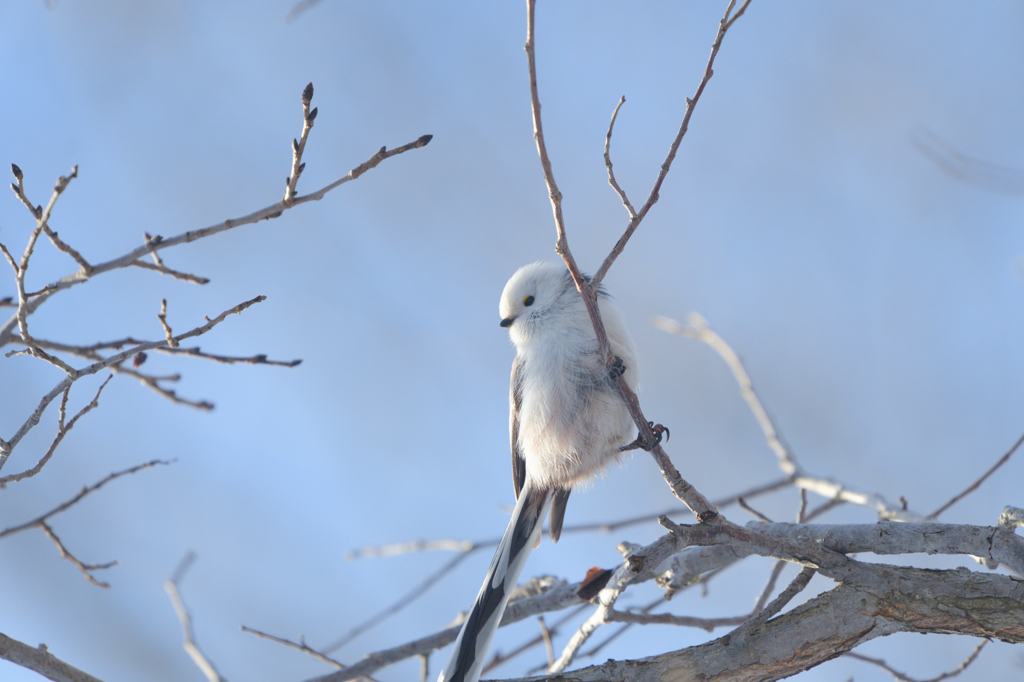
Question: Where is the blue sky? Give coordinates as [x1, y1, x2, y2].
[2, 2, 1023, 681]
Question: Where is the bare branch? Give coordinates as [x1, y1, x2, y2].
[157, 299, 178, 347]
[10, 164, 89, 272]
[603, 96, 636, 219]
[482, 606, 588, 676]
[531, 0, 737, 523]
[524, 0, 573, 282]
[654, 313, 799, 474]
[286, 0, 324, 22]
[284, 83, 317, 206]
[845, 639, 988, 682]
[344, 539, 477, 560]
[39, 521, 117, 588]
[165, 553, 228, 682]
[723, 0, 755, 32]
[290, 135, 432, 205]
[491, 566, 1021, 682]
[927, 429, 1024, 519]
[0, 133, 431, 349]
[40, 224, 92, 273]
[130, 259, 209, 284]
[143, 232, 164, 266]
[0, 375, 113, 484]
[0, 239, 17, 274]
[563, 476, 790, 535]
[241, 626, 346, 671]
[913, 127, 1024, 195]
[796, 488, 808, 523]
[751, 560, 786, 614]
[749, 520, 1024, 575]
[0, 631, 104, 682]
[1, 295, 265, 472]
[605, 610, 746, 631]
[105, 365, 213, 410]
[537, 617, 555, 668]
[0, 460, 171, 540]
[323, 552, 475, 654]
[305, 578, 584, 682]
[655, 313, 924, 521]
[28, 335, 300, 368]
[734, 565, 816, 641]
[590, 0, 741, 291]
[737, 496, 772, 523]
[546, 528, 703, 673]
[0, 460, 168, 584]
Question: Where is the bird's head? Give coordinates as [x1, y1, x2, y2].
[498, 262, 569, 339]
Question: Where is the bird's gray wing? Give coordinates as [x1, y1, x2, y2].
[510, 354, 526, 499]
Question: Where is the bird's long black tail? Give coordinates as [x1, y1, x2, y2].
[438, 482, 551, 682]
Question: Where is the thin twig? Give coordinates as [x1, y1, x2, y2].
[483, 605, 588, 675]
[737, 496, 773, 523]
[797, 488, 808, 523]
[579, 597, 662, 660]
[726, 565, 816, 646]
[527, 0, 739, 523]
[165, 553, 228, 682]
[751, 560, 786, 614]
[803, 496, 844, 523]
[723, 0, 755, 32]
[590, 0, 739, 291]
[144, 232, 165, 266]
[537, 617, 555, 668]
[1, 296, 265, 472]
[0, 460, 169, 585]
[242, 626, 346, 671]
[344, 539, 477, 560]
[603, 96, 636, 218]
[605, 610, 746, 631]
[845, 639, 988, 682]
[0, 134, 430, 349]
[284, 83, 317, 206]
[28, 335, 300, 368]
[0, 375, 113, 484]
[913, 127, 1024, 195]
[655, 313, 924, 521]
[157, 299, 178, 348]
[285, 0, 323, 22]
[655, 313, 799, 474]
[927, 429, 1024, 519]
[0, 459, 171, 539]
[322, 551, 475, 653]
[0, 240, 17, 274]
[39, 521, 117, 588]
[131, 259, 209, 284]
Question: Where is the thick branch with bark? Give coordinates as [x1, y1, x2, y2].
[493, 565, 1022, 682]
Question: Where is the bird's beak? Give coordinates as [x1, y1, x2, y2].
[500, 317, 514, 328]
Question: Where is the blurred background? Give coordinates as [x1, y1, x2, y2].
[1, 1, 1023, 680]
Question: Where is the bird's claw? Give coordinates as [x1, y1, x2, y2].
[608, 356, 626, 380]
[620, 422, 670, 453]
[649, 421, 670, 445]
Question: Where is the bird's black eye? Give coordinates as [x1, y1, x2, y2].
[523, 295, 535, 307]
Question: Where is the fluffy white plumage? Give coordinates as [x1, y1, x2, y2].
[501, 262, 639, 493]
[439, 262, 638, 682]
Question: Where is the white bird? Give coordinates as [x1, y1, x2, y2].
[439, 262, 640, 682]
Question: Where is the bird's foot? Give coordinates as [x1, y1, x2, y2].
[619, 422, 670, 452]
[608, 355, 626, 380]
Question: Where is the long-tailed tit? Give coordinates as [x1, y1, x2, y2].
[439, 261, 639, 682]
